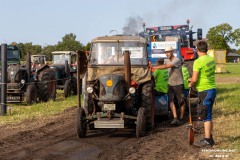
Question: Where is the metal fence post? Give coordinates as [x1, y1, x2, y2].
[1, 44, 7, 115]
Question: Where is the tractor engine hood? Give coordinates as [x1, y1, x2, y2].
[98, 74, 126, 102]
[6, 65, 28, 89]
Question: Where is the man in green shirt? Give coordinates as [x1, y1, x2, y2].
[182, 62, 190, 97]
[154, 58, 168, 95]
[188, 41, 217, 147]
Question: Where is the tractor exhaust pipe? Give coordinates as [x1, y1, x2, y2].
[124, 51, 131, 90]
[26, 52, 31, 82]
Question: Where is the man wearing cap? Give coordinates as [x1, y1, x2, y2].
[152, 46, 185, 125]
[188, 41, 216, 147]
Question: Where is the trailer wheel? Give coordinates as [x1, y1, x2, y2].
[141, 81, 154, 130]
[76, 107, 87, 138]
[64, 79, 71, 98]
[26, 84, 37, 105]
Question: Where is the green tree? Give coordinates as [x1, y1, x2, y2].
[206, 23, 240, 51]
[231, 28, 240, 47]
[83, 42, 91, 51]
[42, 45, 57, 60]
[16, 42, 42, 60]
[56, 33, 83, 51]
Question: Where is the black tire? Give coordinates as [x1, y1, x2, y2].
[71, 77, 77, 95]
[136, 107, 146, 138]
[25, 84, 37, 105]
[141, 81, 154, 130]
[37, 69, 56, 102]
[76, 107, 87, 138]
[64, 79, 71, 98]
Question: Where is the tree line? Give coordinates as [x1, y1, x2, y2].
[9, 23, 240, 61]
[10, 33, 90, 61]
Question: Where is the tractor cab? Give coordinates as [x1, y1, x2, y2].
[0, 45, 21, 66]
[50, 51, 78, 98]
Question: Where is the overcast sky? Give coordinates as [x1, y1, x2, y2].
[0, 0, 239, 49]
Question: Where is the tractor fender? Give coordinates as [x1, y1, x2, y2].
[36, 65, 50, 75]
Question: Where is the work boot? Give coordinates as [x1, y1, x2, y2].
[210, 134, 215, 146]
[178, 119, 184, 125]
[171, 118, 179, 125]
[193, 138, 215, 148]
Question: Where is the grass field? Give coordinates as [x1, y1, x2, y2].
[0, 63, 239, 158]
[0, 91, 79, 126]
[210, 63, 240, 159]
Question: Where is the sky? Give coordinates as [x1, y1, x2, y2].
[0, 0, 239, 49]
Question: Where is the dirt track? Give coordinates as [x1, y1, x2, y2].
[0, 106, 205, 160]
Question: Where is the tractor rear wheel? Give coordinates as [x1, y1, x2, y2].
[136, 107, 146, 138]
[25, 84, 37, 105]
[76, 107, 87, 138]
[141, 81, 154, 130]
[37, 69, 56, 102]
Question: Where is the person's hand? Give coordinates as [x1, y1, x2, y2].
[148, 61, 152, 68]
[188, 78, 192, 88]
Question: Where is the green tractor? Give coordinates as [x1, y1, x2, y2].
[0, 45, 56, 104]
[50, 51, 78, 98]
[76, 35, 154, 138]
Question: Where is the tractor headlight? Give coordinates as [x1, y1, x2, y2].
[21, 79, 25, 84]
[87, 86, 93, 93]
[129, 87, 136, 94]
[73, 66, 77, 70]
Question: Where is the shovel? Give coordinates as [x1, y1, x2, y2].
[186, 88, 194, 145]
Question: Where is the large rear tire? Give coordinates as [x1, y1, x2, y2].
[25, 84, 37, 105]
[37, 69, 56, 102]
[136, 107, 146, 138]
[141, 81, 154, 130]
[76, 107, 87, 138]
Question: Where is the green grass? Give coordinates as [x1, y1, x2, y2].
[210, 63, 240, 159]
[0, 93, 80, 126]
[217, 63, 240, 77]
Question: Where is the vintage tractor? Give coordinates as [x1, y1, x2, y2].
[76, 35, 154, 138]
[50, 51, 77, 98]
[0, 46, 56, 104]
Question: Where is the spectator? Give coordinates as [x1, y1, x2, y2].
[153, 58, 168, 95]
[181, 59, 190, 98]
[188, 40, 216, 147]
[152, 46, 185, 125]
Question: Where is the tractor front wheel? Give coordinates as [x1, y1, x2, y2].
[76, 107, 87, 138]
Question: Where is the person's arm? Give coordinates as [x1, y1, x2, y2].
[188, 71, 199, 87]
[153, 63, 173, 69]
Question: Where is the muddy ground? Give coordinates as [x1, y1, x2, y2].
[1, 73, 239, 160]
[0, 105, 208, 160]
